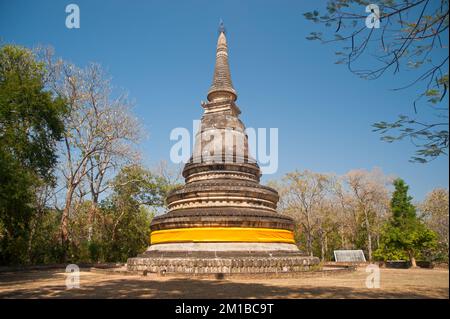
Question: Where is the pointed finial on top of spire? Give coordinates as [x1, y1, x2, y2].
[207, 22, 237, 102]
[218, 18, 226, 34]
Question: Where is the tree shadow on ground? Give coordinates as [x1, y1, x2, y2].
[0, 270, 65, 287]
[0, 274, 448, 299]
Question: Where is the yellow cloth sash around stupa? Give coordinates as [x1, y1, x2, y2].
[150, 227, 295, 244]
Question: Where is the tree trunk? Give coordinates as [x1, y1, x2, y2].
[307, 232, 313, 257]
[27, 215, 38, 264]
[320, 234, 325, 262]
[364, 210, 372, 261]
[60, 184, 75, 244]
[88, 181, 99, 241]
[409, 251, 417, 268]
[87, 200, 98, 242]
[367, 232, 372, 262]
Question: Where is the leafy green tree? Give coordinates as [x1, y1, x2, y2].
[304, 1, 448, 162]
[98, 165, 170, 261]
[26, 208, 63, 264]
[0, 44, 66, 265]
[375, 179, 437, 266]
[66, 164, 170, 263]
[391, 179, 416, 221]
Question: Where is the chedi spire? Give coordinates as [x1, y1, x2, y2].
[207, 22, 237, 102]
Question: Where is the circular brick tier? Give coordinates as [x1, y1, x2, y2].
[166, 181, 279, 213]
[150, 207, 295, 231]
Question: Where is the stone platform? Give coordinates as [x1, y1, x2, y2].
[127, 254, 320, 275]
[127, 247, 320, 275]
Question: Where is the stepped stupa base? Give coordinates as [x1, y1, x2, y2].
[127, 247, 320, 274]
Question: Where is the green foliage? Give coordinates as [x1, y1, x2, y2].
[94, 205, 153, 263]
[110, 164, 170, 208]
[0, 44, 66, 265]
[374, 220, 436, 261]
[94, 165, 166, 262]
[372, 116, 448, 163]
[390, 179, 416, 221]
[59, 165, 166, 264]
[27, 209, 64, 264]
[0, 44, 175, 266]
[374, 179, 437, 262]
[0, 45, 66, 179]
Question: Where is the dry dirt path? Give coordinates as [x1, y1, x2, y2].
[0, 267, 448, 299]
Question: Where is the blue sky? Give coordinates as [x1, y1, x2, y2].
[1, 0, 448, 200]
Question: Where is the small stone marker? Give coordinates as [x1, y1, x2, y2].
[334, 250, 366, 262]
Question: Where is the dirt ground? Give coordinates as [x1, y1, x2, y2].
[0, 267, 448, 299]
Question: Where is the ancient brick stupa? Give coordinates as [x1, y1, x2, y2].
[128, 25, 319, 274]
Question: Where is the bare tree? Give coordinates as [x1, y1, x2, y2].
[344, 168, 391, 261]
[334, 179, 360, 249]
[313, 197, 340, 261]
[419, 188, 449, 259]
[45, 57, 142, 244]
[275, 168, 393, 261]
[154, 160, 183, 187]
[277, 170, 335, 256]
